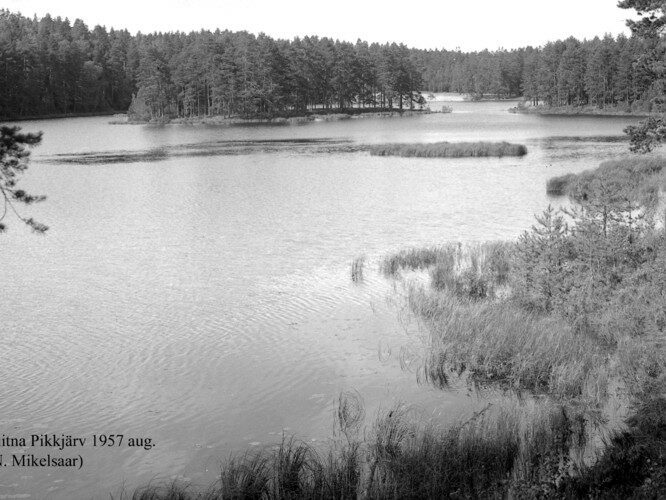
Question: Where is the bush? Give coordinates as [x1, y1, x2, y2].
[546, 173, 576, 195]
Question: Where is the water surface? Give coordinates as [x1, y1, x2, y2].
[0, 98, 641, 497]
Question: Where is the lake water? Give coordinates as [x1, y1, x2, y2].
[0, 98, 641, 498]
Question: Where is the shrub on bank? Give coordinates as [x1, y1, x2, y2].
[546, 173, 576, 195]
[546, 156, 666, 209]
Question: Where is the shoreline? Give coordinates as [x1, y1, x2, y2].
[1, 111, 120, 123]
[119, 108, 445, 125]
[509, 104, 656, 117]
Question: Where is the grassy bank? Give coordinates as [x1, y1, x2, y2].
[393, 218, 666, 398]
[383, 242, 610, 403]
[369, 141, 528, 158]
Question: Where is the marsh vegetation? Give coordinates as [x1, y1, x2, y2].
[369, 141, 528, 158]
[126, 395, 588, 500]
[386, 154, 666, 496]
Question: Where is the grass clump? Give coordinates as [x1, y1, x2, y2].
[429, 242, 512, 300]
[350, 255, 365, 283]
[368, 141, 528, 158]
[382, 242, 512, 301]
[380, 245, 457, 277]
[365, 399, 584, 499]
[217, 436, 363, 499]
[218, 451, 272, 498]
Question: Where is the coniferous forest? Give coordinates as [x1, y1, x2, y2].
[1, 8, 664, 121]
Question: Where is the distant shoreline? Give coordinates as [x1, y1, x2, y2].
[0, 108, 450, 125]
[508, 104, 656, 118]
[119, 107, 448, 125]
[1, 111, 120, 123]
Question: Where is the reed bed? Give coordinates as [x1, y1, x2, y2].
[365, 399, 584, 499]
[368, 141, 528, 158]
[117, 394, 666, 499]
[408, 286, 610, 404]
[381, 242, 512, 300]
[380, 245, 456, 277]
[429, 242, 512, 299]
[128, 397, 589, 499]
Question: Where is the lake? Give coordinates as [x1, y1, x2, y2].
[0, 98, 641, 498]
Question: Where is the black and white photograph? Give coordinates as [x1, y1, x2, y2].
[1, 0, 666, 497]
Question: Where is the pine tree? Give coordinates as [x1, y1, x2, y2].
[0, 126, 47, 234]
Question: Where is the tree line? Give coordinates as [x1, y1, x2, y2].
[0, 10, 424, 120]
[0, 10, 135, 118]
[130, 32, 425, 119]
[0, 8, 664, 120]
[415, 32, 661, 110]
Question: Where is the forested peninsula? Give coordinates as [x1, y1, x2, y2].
[1, 9, 664, 122]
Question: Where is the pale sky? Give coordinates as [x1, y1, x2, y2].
[3, 0, 634, 51]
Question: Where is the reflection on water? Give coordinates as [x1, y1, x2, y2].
[0, 100, 642, 497]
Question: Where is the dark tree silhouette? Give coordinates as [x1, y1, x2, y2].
[0, 126, 48, 233]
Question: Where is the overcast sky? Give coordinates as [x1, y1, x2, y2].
[3, 0, 634, 51]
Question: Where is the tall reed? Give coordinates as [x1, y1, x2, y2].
[350, 255, 365, 283]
